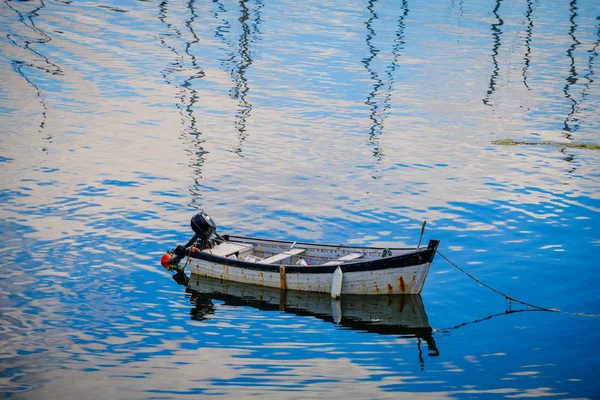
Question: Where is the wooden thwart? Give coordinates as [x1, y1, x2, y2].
[322, 253, 363, 266]
[259, 248, 306, 264]
[208, 243, 252, 258]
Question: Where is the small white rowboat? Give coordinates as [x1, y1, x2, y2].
[163, 211, 440, 297]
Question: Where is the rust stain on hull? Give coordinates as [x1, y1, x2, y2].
[190, 256, 432, 295]
[398, 298, 406, 312]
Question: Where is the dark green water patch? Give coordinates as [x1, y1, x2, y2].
[493, 138, 600, 150]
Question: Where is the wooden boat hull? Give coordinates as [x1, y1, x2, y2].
[183, 238, 439, 295]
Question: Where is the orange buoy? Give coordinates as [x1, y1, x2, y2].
[161, 253, 172, 265]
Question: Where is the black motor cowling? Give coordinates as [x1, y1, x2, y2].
[191, 210, 217, 243]
[169, 211, 218, 262]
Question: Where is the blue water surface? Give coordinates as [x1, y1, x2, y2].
[1, 0, 599, 398]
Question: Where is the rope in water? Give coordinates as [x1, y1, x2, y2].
[435, 308, 547, 333]
[436, 250, 600, 317]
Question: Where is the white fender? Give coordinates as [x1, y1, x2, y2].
[331, 299, 342, 323]
[331, 266, 343, 299]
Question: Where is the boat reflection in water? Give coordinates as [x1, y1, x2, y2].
[172, 271, 439, 358]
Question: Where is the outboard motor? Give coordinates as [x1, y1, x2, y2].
[190, 210, 217, 248]
[164, 210, 220, 265]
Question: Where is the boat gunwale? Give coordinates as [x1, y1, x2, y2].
[225, 235, 428, 252]
[187, 238, 440, 274]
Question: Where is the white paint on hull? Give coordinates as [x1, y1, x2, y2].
[188, 258, 432, 295]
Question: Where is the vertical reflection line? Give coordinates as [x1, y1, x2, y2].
[212, 0, 262, 157]
[5, 0, 61, 147]
[158, 1, 184, 95]
[184, 0, 208, 206]
[363, 0, 384, 156]
[11, 60, 49, 149]
[233, 0, 256, 156]
[483, 0, 503, 107]
[579, 19, 600, 108]
[209, 0, 237, 155]
[582, 18, 599, 92]
[563, 16, 599, 141]
[560, 148, 577, 176]
[447, 0, 463, 27]
[417, 338, 425, 370]
[4, 0, 60, 75]
[382, 0, 408, 127]
[211, 0, 235, 72]
[362, 0, 409, 176]
[157, 0, 207, 206]
[158, 0, 206, 134]
[183, 0, 205, 137]
[522, 0, 533, 90]
[562, 0, 580, 139]
[426, 333, 440, 358]
[250, 0, 264, 40]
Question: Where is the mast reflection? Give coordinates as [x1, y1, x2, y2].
[362, 0, 409, 176]
[562, 2, 599, 140]
[363, 0, 385, 151]
[562, 0, 580, 139]
[483, 0, 503, 107]
[5, 0, 61, 149]
[211, 0, 262, 156]
[559, 147, 578, 177]
[522, 0, 533, 90]
[158, 0, 207, 208]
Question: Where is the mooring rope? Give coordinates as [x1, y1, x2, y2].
[436, 250, 599, 317]
[435, 309, 547, 333]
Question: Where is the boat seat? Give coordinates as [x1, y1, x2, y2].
[258, 248, 306, 264]
[208, 242, 253, 258]
[322, 253, 363, 266]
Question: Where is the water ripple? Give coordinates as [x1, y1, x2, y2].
[1, 0, 599, 398]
